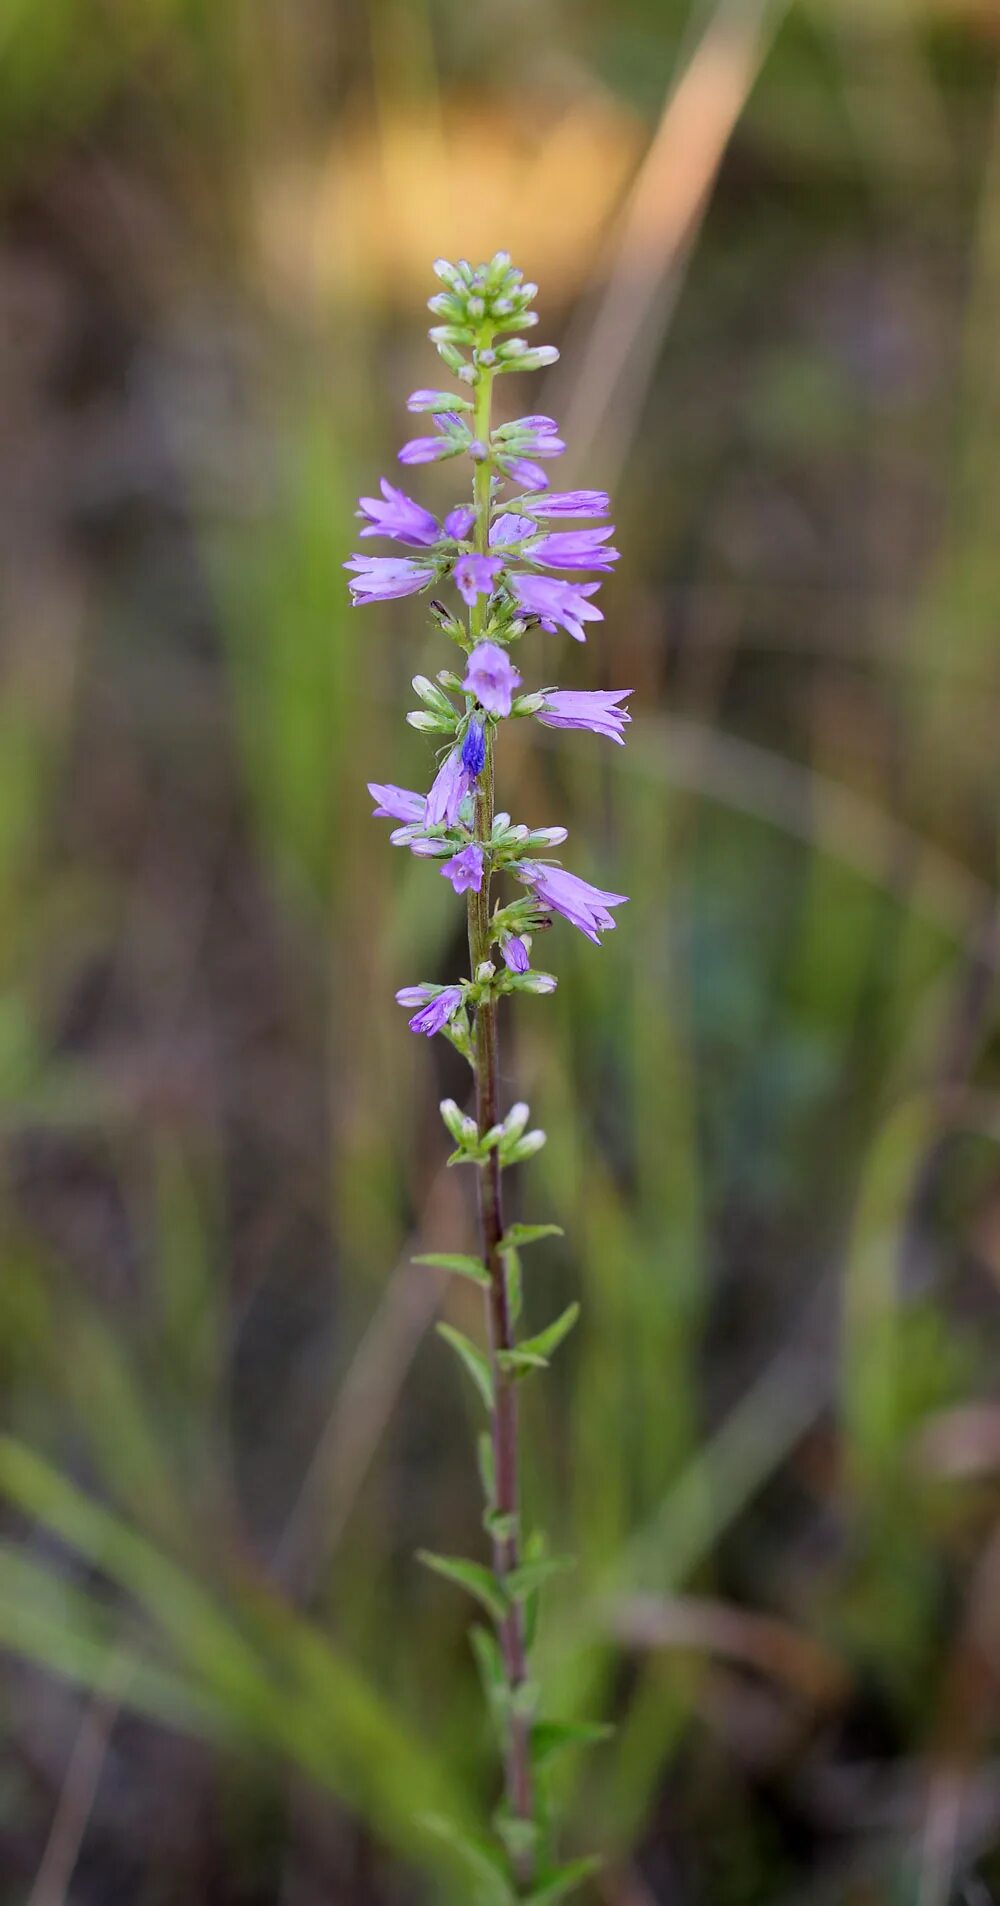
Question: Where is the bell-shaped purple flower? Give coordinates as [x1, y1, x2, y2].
[496, 456, 549, 493]
[498, 417, 566, 457]
[453, 553, 502, 606]
[441, 843, 485, 894]
[489, 513, 537, 548]
[461, 717, 487, 779]
[522, 491, 610, 518]
[407, 389, 472, 413]
[425, 749, 472, 827]
[515, 860, 628, 945]
[463, 642, 521, 717]
[444, 505, 476, 540]
[398, 413, 471, 465]
[368, 782, 427, 821]
[396, 983, 464, 1037]
[509, 574, 604, 643]
[531, 527, 619, 572]
[501, 935, 530, 973]
[357, 479, 439, 548]
[536, 689, 632, 744]
[345, 555, 436, 604]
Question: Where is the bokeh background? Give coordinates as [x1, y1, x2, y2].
[1, 1, 999, 1901]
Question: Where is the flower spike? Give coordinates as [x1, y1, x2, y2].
[353, 254, 627, 1898]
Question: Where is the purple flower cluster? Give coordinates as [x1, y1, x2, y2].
[350, 253, 632, 1040]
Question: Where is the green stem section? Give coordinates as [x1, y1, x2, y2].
[467, 357, 536, 1877]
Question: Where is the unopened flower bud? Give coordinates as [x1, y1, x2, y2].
[506, 1128, 547, 1163]
[512, 345, 560, 372]
[412, 674, 456, 717]
[429, 323, 475, 347]
[427, 291, 463, 319]
[515, 970, 557, 994]
[439, 1098, 465, 1141]
[432, 258, 465, 290]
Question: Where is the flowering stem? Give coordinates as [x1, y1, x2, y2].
[357, 254, 625, 1900]
[467, 357, 536, 1874]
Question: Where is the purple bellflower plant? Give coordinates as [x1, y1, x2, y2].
[351, 254, 630, 1901]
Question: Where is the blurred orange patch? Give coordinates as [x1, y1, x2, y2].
[256, 94, 645, 314]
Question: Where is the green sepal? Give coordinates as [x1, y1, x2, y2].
[524, 1856, 602, 1905]
[417, 1812, 514, 1906]
[416, 1551, 508, 1623]
[500, 1224, 564, 1250]
[506, 1554, 576, 1602]
[531, 1719, 614, 1768]
[436, 1324, 494, 1409]
[414, 1252, 491, 1288]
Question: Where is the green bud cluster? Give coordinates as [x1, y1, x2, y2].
[428, 254, 559, 381]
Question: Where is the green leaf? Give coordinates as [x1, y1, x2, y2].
[531, 1719, 614, 1768]
[416, 1551, 508, 1622]
[504, 1249, 523, 1325]
[500, 1224, 564, 1250]
[477, 1432, 496, 1505]
[436, 1324, 494, 1408]
[469, 1624, 505, 1704]
[418, 1812, 514, 1906]
[516, 1303, 580, 1366]
[525, 1857, 602, 1905]
[506, 1555, 576, 1601]
[414, 1253, 491, 1288]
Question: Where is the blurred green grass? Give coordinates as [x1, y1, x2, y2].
[0, 0, 998, 1901]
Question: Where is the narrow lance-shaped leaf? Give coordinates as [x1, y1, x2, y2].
[418, 1812, 515, 1906]
[531, 1719, 614, 1768]
[436, 1323, 494, 1409]
[500, 1224, 564, 1250]
[416, 1551, 508, 1623]
[525, 1856, 603, 1905]
[414, 1252, 491, 1288]
[506, 1554, 576, 1601]
[517, 1302, 580, 1365]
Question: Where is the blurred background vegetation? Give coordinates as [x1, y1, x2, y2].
[0, 0, 999, 1901]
